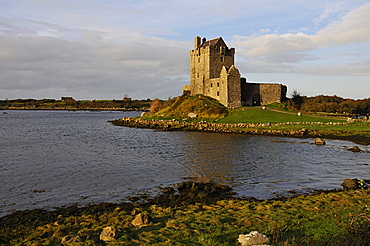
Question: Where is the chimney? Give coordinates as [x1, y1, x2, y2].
[201, 37, 206, 46]
[194, 36, 201, 49]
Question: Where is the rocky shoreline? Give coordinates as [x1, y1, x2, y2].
[110, 117, 370, 144]
[2, 180, 370, 245]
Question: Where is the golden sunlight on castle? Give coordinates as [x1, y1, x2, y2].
[183, 36, 287, 108]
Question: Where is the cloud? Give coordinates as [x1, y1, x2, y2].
[231, 3, 370, 76]
[0, 33, 189, 99]
[234, 2, 370, 56]
[313, 1, 348, 25]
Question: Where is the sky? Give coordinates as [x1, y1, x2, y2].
[0, 0, 369, 100]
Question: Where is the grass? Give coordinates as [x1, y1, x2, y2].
[218, 106, 346, 124]
[145, 95, 228, 120]
[2, 189, 370, 245]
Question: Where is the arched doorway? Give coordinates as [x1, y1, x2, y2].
[252, 94, 261, 106]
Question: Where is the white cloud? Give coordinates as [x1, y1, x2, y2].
[231, 2, 370, 77]
[0, 34, 189, 99]
[234, 3, 370, 56]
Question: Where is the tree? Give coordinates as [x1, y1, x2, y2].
[150, 99, 163, 113]
[291, 90, 304, 110]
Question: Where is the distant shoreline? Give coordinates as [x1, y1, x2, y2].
[1, 107, 144, 111]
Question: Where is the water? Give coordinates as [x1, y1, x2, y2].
[1, 110, 369, 217]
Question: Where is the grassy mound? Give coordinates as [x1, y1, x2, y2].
[146, 95, 228, 120]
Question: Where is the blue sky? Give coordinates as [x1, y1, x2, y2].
[0, 0, 369, 100]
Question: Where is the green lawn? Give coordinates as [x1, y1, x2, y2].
[218, 107, 346, 124]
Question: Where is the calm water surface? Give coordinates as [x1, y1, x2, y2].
[1, 110, 370, 216]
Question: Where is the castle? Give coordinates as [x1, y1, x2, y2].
[182, 36, 287, 108]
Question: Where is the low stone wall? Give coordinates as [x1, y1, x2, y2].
[110, 117, 347, 138]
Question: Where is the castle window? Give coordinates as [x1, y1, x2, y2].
[217, 82, 220, 87]
[197, 73, 199, 78]
[217, 91, 219, 96]
[210, 83, 213, 87]
[220, 57, 224, 62]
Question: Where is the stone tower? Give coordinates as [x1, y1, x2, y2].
[188, 36, 241, 108]
[183, 36, 287, 107]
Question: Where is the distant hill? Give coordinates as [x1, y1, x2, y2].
[0, 98, 151, 111]
[147, 95, 228, 120]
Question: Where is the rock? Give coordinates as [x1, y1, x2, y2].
[238, 231, 270, 246]
[314, 138, 326, 145]
[188, 113, 198, 118]
[131, 213, 152, 227]
[350, 146, 362, 152]
[100, 226, 117, 242]
[341, 178, 358, 190]
[162, 186, 175, 194]
[131, 209, 138, 216]
[61, 235, 81, 244]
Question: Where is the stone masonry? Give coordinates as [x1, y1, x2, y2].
[183, 36, 287, 107]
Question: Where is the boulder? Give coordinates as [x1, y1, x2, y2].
[100, 226, 117, 242]
[188, 113, 198, 118]
[314, 138, 326, 145]
[131, 213, 152, 227]
[350, 146, 362, 152]
[238, 231, 270, 246]
[341, 178, 358, 190]
[61, 235, 81, 244]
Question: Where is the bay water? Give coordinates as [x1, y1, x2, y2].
[1, 110, 369, 217]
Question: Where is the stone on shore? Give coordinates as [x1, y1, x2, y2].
[314, 138, 326, 145]
[350, 146, 362, 152]
[100, 226, 117, 242]
[61, 235, 81, 244]
[238, 231, 270, 246]
[341, 178, 358, 190]
[188, 113, 198, 118]
[132, 213, 152, 227]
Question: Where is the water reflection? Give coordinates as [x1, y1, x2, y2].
[181, 132, 245, 182]
[178, 132, 370, 198]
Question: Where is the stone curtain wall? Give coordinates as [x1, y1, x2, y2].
[242, 83, 286, 106]
[242, 83, 260, 106]
[260, 84, 286, 105]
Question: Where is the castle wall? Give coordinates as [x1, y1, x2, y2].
[260, 84, 287, 105]
[225, 66, 241, 108]
[242, 82, 287, 106]
[208, 46, 234, 79]
[208, 78, 221, 100]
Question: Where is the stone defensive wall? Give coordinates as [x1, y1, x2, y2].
[111, 117, 347, 138]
